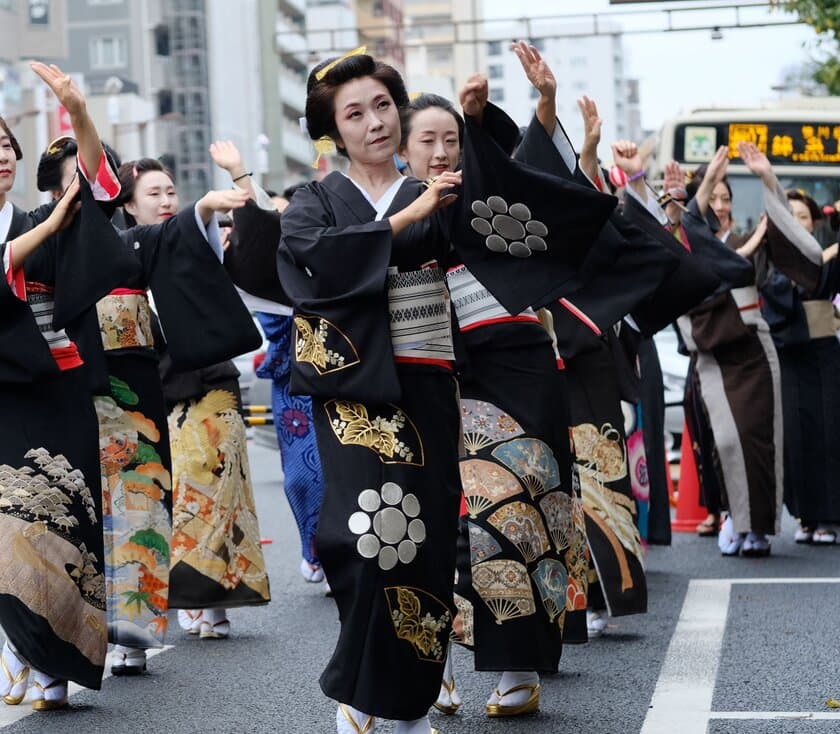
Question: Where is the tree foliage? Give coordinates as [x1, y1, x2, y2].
[773, 1, 840, 94]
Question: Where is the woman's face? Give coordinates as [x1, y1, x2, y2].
[789, 198, 815, 234]
[0, 132, 18, 198]
[124, 170, 179, 225]
[333, 76, 401, 166]
[710, 181, 732, 232]
[401, 106, 460, 180]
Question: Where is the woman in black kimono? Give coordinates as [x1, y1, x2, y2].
[0, 63, 140, 710]
[760, 190, 840, 544]
[397, 87, 587, 717]
[279, 52, 464, 734]
[110, 159, 270, 643]
[36, 147, 260, 675]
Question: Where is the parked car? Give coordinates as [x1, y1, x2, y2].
[653, 327, 690, 463]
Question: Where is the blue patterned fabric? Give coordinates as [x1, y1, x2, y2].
[256, 313, 324, 564]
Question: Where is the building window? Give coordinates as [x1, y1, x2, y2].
[28, 0, 48, 24]
[488, 64, 503, 80]
[428, 45, 452, 64]
[90, 36, 127, 69]
[487, 40, 502, 56]
[530, 38, 545, 52]
[490, 87, 504, 103]
[570, 56, 587, 68]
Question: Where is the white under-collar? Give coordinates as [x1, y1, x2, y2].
[0, 201, 12, 243]
[343, 173, 407, 221]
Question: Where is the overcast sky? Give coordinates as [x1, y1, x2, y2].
[481, 0, 820, 131]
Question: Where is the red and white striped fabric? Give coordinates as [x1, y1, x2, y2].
[77, 149, 121, 201]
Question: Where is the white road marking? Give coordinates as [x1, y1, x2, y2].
[641, 578, 840, 734]
[0, 645, 173, 728]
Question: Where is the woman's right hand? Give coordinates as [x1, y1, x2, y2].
[209, 140, 246, 176]
[389, 171, 461, 235]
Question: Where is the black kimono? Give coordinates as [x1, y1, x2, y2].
[279, 172, 462, 721]
[0, 179, 139, 689]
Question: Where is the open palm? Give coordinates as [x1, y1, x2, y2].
[511, 40, 556, 98]
[31, 62, 86, 117]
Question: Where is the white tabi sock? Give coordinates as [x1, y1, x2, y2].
[487, 670, 540, 706]
[393, 715, 432, 734]
[336, 703, 375, 733]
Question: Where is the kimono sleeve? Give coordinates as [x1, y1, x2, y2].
[763, 182, 823, 295]
[681, 199, 755, 290]
[227, 200, 291, 305]
[124, 206, 262, 371]
[0, 242, 60, 382]
[278, 183, 401, 403]
[621, 195, 721, 335]
[453, 114, 617, 315]
[51, 176, 141, 330]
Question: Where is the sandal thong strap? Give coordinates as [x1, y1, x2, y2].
[33, 677, 66, 693]
[495, 682, 540, 700]
[339, 703, 374, 734]
[1, 649, 28, 689]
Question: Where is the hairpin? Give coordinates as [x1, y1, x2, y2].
[46, 135, 74, 155]
[132, 165, 139, 179]
[315, 45, 368, 81]
[409, 91, 424, 101]
[311, 136, 336, 169]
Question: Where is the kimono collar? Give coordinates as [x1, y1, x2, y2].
[0, 201, 11, 242]
[342, 173, 407, 221]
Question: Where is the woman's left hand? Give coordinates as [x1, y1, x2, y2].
[737, 141, 773, 183]
[31, 62, 87, 117]
[512, 40, 556, 100]
[197, 188, 250, 224]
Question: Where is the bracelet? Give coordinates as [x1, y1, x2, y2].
[232, 171, 252, 182]
[627, 169, 646, 183]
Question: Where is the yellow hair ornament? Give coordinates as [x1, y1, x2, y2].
[47, 135, 75, 155]
[409, 91, 424, 102]
[315, 45, 368, 82]
[312, 136, 337, 169]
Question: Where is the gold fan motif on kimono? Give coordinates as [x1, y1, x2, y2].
[325, 400, 424, 466]
[564, 496, 589, 611]
[571, 423, 628, 483]
[531, 558, 568, 625]
[490, 438, 561, 499]
[471, 559, 536, 625]
[486, 501, 550, 563]
[460, 399, 525, 455]
[539, 491, 575, 552]
[384, 586, 452, 662]
[293, 314, 360, 375]
[459, 459, 523, 518]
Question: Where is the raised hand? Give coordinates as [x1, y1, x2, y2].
[704, 145, 730, 185]
[209, 140, 246, 175]
[512, 40, 556, 100]
[459, 74, 488, 118]
[577, 96, 602, 152]
[611, 140, 643, 177]
[737, 141, 773, 184]
[663, 160, 685, 195]
[31, 63, 87, 117]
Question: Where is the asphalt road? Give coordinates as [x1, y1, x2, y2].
[3, 439, 839, 733]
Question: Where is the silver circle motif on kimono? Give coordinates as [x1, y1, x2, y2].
[348, 511, 371, 535]
[358, 489, 381, 512]
[402, 493, 420, 518]
[357, 534, 381, 558]
[381, 482, 403, 505]
[378, 546, 399, 571]
[470, 196, 550, 258]
[408, 518, 427, 543]
[374, 507, 407, 544]
[349, 483, 424, 570]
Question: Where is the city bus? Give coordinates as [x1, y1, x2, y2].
[652, 98, 840, 243]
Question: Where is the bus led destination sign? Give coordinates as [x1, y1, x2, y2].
[677, 122, 840, 166]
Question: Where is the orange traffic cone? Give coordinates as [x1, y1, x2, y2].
[671, 421, 708, 532]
